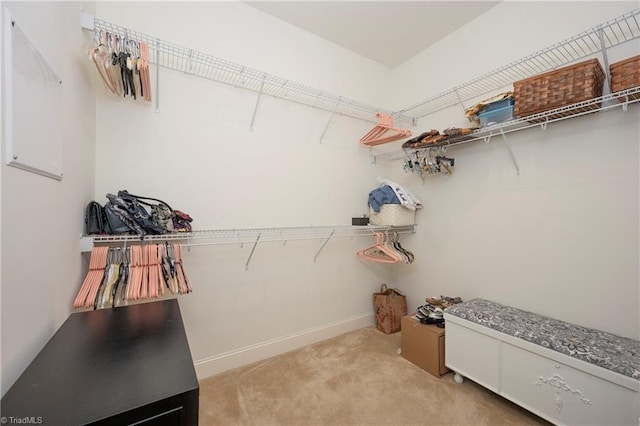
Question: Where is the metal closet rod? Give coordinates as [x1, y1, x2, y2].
[81, 12, 415, 126]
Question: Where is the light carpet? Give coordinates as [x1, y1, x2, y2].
[199, 326, 549, 425]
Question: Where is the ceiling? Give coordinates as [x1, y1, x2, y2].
[245, 1, 500, 68]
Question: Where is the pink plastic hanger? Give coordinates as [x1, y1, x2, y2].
[356, 232, 404, 263]
[360, 113, 412, 146]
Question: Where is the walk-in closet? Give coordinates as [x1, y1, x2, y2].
[1, 1, 638, 425]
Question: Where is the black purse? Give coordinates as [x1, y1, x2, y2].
[104, 202, 136, 234]
[84, 201, 105, 235]
[117, 190, 173, 235]
[103, 191, 173, 235]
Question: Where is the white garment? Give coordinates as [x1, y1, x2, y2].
[377, 178, 423, 211]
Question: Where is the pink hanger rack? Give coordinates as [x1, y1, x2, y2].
[360, 113, 412, 146]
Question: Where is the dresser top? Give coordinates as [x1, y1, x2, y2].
[1, 299, 199, 425]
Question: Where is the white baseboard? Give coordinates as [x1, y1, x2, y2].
[194, 312, 374, 380]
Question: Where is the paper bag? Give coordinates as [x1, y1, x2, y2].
[373, 283, 407, 334]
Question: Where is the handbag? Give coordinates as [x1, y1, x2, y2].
[373, 283, 407, 334]
[98, 190, 192, 236]
[84, 201, 106, 235]
[173, 210, 193, 232]
[117, 190, 174, 234]
[104, 201, 138, 234]
[104, 191, 170, 235]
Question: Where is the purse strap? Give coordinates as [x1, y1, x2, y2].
[118, 190, 173, 212]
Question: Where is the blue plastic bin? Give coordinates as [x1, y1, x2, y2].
[478, 98, 515, 127]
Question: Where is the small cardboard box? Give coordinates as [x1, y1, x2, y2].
[401, 314, 449, 377]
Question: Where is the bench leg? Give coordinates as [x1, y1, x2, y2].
[454, 372, 464, 384]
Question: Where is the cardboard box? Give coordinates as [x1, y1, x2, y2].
[401, 314, 449, 377]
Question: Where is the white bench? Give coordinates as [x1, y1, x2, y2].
[444, 299, 639, 426]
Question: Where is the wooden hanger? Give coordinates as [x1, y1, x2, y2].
[138, 42, 152, 102]
[360, 113, 412, 146]
[73, 246, 109, 308]
[91, 31, 117, 95]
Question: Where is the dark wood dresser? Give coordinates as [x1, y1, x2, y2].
[1, 299, 199, 425]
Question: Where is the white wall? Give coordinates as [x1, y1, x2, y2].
[93, 2, 398, 378]
[388, 2, 639, 339]
[1, 1, 96, 395]
[5, 1, 634, 395]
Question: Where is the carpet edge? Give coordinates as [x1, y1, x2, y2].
[194, 313, 375, 380]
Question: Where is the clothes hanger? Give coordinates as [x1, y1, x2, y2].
[127, 245, 143, 300]
[74, 246, 109, 308]
[162, 242, 178, 294]
[91, 30, 117, 94]
[389, 231, 414, 264]
[152, 244, 165, 297]
[357, 246, 398, 263]
[139, 42, 152, 102]
[380, 231, 406, 263]
[159, 243, 172, 292]
[360, 113, 412, 146]
[102, 32, 120, 95]
[108, 33, 125, 96]
[356, 232, 403, 263]
[146, 245, 156, 299]
[112, 246, 129, 307]
[131, 41, 142, 100]
[123, 38, 135, 98]
[139, 244, 149, 300]
[96, 248, 120, 309]
[174, 244, 191, 294]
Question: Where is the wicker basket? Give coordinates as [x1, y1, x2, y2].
[369, 205, 415, 226]
[514, 59, 605, 119]
[610, 55, 640, 101]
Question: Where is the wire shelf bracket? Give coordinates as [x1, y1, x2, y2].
[320, 100, 341, 143]
[245, 233, 261, 271]
[250, 75, 266, 131]
[313, 230, 335, 263]
[499, 128, 520, 176]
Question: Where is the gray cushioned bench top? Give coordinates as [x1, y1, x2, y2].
[445, 298, 640, 380]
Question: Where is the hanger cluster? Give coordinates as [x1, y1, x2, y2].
[357, 232, 414, 264]
[360, 113, 412, 146]
[90, 30, 152, 102]
[403, 147, 455, 175]
[73, 243, 192, 310]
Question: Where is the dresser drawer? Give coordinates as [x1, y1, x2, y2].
[501, 343, 638, 426]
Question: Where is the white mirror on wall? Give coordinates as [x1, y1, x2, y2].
[3, 7, 63, 180]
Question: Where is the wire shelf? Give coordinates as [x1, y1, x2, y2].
[397, 9, 640, 119]
[92, 18, 415, 126]
[376, 86, 640, 162]
[81, 224, 416, 250]
[88, 9, 639, 127]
